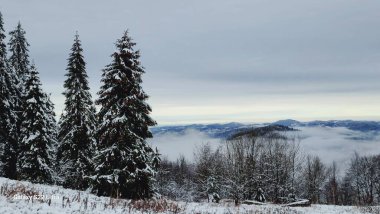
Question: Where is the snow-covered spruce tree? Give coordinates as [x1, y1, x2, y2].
[8, 22, 30, 90]
[18, 64, 56, 184]
[0, 12, 20, 179]
[3, 22, 31, 179]
[57, 33, 96, 189]
[93, 30, 157, 199]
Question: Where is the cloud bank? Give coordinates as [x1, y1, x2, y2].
[296, 127, 380, 171]
[150, 127, 380, 173]
[148, 129, 221, 162]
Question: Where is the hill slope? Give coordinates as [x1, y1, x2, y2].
[0, 177, 377, 213]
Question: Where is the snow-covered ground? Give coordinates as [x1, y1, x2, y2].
[0, 177, 378, 214]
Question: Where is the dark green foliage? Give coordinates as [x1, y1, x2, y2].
[0, 12, 19, 179]
[92, 30, 157, 199]
[57, 33, 96, 189]
[1, 21, 31, 180]
[8, 22, 30, 88]
[18, 65, 56, 184]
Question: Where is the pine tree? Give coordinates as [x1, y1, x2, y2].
[8, 22, 30, 89]
[0, 12, 19, 179]
[57, 33, 96, 189]
[18, 65, 56, 184]
[93, 30, 157, 199]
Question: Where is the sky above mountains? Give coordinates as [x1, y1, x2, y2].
[1, 0, 380, 124]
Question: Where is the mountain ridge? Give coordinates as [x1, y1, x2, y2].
[151, 119, 380, 138]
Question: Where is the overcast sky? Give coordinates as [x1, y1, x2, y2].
[1, 0, 380, 125]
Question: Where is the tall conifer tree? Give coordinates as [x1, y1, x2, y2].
[0, 12, 19, 179]
[5, 22, 31, 179]
[18, 65, 56, 184]
[8, 22, 30, 89]
[57, 33, 96, 189]
[93, 30, 157, 199]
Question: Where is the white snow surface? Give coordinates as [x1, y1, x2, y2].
[0, 177, 378, 214]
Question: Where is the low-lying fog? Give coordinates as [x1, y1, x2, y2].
[148, 127, 380, 171]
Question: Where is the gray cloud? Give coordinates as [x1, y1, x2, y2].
[1, 0, 379, 123]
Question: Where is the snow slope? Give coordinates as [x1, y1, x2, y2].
[0, 177, 378, 214]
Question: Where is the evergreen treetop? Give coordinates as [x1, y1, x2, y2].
[8, 22, 30, 88]
[96, 30, 156, 140]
